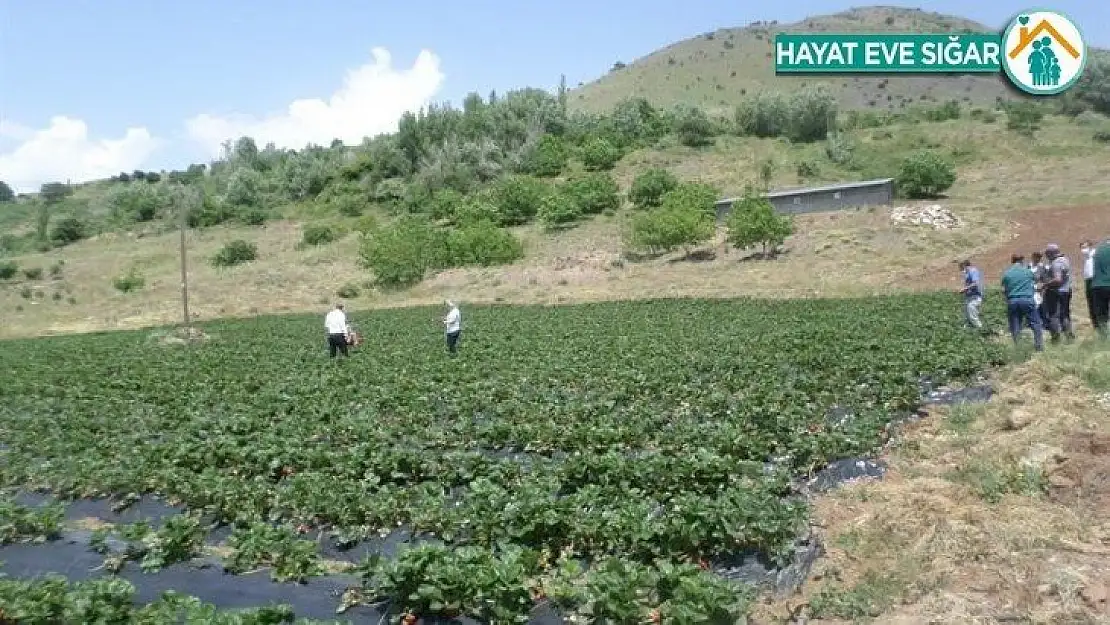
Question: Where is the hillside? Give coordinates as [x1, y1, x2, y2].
[571, 6, 1024, 113]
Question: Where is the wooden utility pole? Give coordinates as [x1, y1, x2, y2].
[178, 184, 192, 330]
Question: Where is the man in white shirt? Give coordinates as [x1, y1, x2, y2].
[443, 300, 462, 355]
[1082, 240, 1097, 329]
[324, 303, 350, 358]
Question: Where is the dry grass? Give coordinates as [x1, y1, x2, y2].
[569, 6, 1032, 114]
[2, 117, 1110, 340]
[752, 337, 1110, 624]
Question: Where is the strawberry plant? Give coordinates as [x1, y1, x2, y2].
[0, 293, 1004, 619]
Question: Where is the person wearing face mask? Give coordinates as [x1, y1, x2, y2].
[1082, 240, 1097, 330]
[1043, 243, 1076, 344]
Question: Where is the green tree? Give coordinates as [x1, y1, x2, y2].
[787, 85, 837, 143]
[579, 137, 621, 171]
[562, 172, 621, 215]
[1003, 100, 1045, 136]
[734, 92, 790, 138]
[490, 175, 549, 226]
[39, 182, 71, 205]
[660, 182, 719, 219]
[626, 203, 715, 257]
[50, 217, 87, 246]
[629, 168, 679, 210]
[225, 167, 263, 208]
[538, 190, 582, 229]
[896, 151, 957, 199]
[672, 106, 716, 147]
[725, 191, 794, 257]
[358, 216, 448, 287]
[0, 180, 13, 202]
[520, 135, 568, 177]
[446, 221, 525, 265]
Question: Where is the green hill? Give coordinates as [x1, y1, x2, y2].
[571, 6, 1025, 114]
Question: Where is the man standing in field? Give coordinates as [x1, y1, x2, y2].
[1092, 238, 1110, 339]
[958, 260, 984, 330]
[443, 300, 462, 355]
[1001, 254, 1044, 351]
[325, 303, 350, 358]
[1082, 240, 1097, 329]
[1042, 243, 1076, 343]
[1030, 251, 1048, 328]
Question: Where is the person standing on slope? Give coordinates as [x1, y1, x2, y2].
[1082, 240, 1098, 330]
[958, 259, 984, 330]
[1001, 254, 1044, 351]
[325, 303, 350, 358]
[1091, 238, 1110, 339]
[1042, 243, 1076, 343]
[443, 300, 462, 356]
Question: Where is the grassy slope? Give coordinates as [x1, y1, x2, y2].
[4, 113, 1110, 339]
[570, 6, 1024, 114]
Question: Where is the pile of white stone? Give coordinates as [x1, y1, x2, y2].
[890, 204, 963, 229]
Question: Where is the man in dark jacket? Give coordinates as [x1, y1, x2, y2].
[1001, 254, 1043, 351]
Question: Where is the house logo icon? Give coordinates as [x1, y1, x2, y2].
[1001, 9, 1086, 95]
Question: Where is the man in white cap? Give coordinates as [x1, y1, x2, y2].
[1042, 243, 1076, 343]
[324, 302, 350, 358]
[443, 300, 462, 355]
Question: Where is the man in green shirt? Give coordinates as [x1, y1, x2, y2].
[1092, 238, 1110, 339]
[1001, 254, 1044, 351]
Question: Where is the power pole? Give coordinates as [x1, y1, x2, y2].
[178, 184, 193, 331]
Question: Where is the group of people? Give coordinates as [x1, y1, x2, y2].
[323, 300, 463, 358]
[960, 239, 1110, 351]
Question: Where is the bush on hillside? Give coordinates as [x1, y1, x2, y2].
[659, 182, 720, 219]
[562, 172, 621, 215]
[896, 151, 956, 199]
[454, 193, 501, 227]
[786, 85, 837, 143]
[1003, 101, 1044, 136]
[22, 267, 43, 280]
[211, 240, 258, 267]
[579, 138, 621, 172]
[446, 221, 525, 266]
[112, 269, 145, 293]
[629, 168, 679, 210]
[921, 100, 961, 122]
[50, 217, 87, 246]
[359, 216, 449, 288]
[108, 183, 166, 223]
[301, 225, 338, 247]
[490, 175, 550, 226]
[520, 134, 569, 177]
[725, 191, 794, 256]
[0, 261, 17, 280]
[225, 167, 264, 208]
[734, 93, 790, 138]
[626, 203, 715, 257]
[428, 188, 465, 221]
[672, 106, 716, 147]
[538, 191, 582, 229]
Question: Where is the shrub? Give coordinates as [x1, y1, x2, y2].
[490, 175, 550, 226]
[521, 135, 569, 177]
[446, 222, 525, 266]
[50, 217, 86, 246]
[108, 183, 164, 222]
[579, 138, 621, 171]
[49, 261, 64, 278]
[0, 261, 17, 280]
[1094, 130, 1110, 143]
[225, 167, 263, 208]
[1003, 101, 1044, 135]
[22, 267, 43, 280]
[538, 191, 583, 229]
[336, 283, 361, 299]
[896, 151, 957, 199]
[725, 191, 795, 256]
[240, 209, 268, 226]
[359, 216, 448, 288]
[629, 169, 679, 210]
[212, 240, 258, 267]
[454, 194, 501, 226]
[335, 195, 366, 217]
[796, 160, 820, 180]
[922, 100, 961, 122]
[354, 215, 380, 235]
[734, 93, 790, 138]
[626, 204, 715, 256]
[786, 85, 837, 142]
[660, 182, 720, 219]
[20, 286, 32, 299]
[113, 269, 145, 293]
[301, 225, 338, 247]
[673, 106, 716, 147]
[429, 189, 465, 221]
[563, 173, 621, 215]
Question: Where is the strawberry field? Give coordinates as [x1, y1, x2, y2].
[0, 295, 1003, 623]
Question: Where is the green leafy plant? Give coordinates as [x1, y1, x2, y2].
[629, 168, 679, 210]
[725, 191, 795, 256]
[895, 151, 957, 199]
[225, 523, 324, 582]
[112, 268, 145, 293]
[211, 240, 258, 267]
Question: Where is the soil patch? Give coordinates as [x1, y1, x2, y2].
[970, 204, 1110, 280]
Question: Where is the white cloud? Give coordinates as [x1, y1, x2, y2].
[0, 116, 161, 194]
[185, 47, 445, 157]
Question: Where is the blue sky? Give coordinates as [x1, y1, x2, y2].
[1, 0, 1107, 192]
